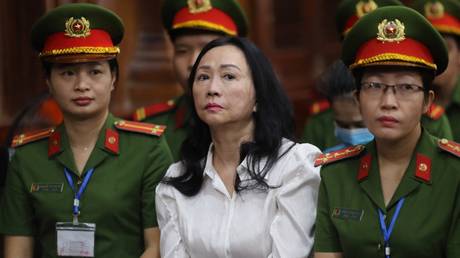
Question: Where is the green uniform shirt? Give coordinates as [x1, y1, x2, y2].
[140, 95, 189, 161]
[0, 114, 173, 258]
[315, 130, 460, 257]
[301, 109, 453, 151]
[446, 77, 460, 142]
[301, 109, 339, 151]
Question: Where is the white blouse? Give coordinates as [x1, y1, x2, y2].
[156, 139, 321, 258]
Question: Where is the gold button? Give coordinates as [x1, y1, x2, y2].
[108, 136, 116, 144]
[441, 138, 448, 144]
[419, 163, 428, 172]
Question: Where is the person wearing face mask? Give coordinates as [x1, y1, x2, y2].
[302, 0, 453, 151]
[305, 60, 375, 153]
[0, 4, 173, 258]
[131, 0, 248, 161]
[314, 6, 460, 258]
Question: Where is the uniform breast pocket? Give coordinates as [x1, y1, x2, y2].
[30, 182, 72, 218]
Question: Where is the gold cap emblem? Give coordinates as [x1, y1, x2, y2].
[65, 17, 91, 38]
[356, 0, 378, 18]
[377, 19, 406, 42]
[424, 2, 445, 19]
[187, 0, 212, 14]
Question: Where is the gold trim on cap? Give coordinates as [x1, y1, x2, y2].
[172, 20, 237, 36]
[350, 53, 437, 70]
[39, 46, 120, 57]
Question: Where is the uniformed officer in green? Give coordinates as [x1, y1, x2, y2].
[132, 0, 248, 161]
[412, 0, 460, 141]
[0, 4, 173, 258]
[301, 0, 453, 152]
[314, 6, 460, 258]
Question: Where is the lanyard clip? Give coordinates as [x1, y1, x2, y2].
[384, 242, 391, 256]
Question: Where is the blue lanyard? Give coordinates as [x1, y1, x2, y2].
[378, 198, 405, 258]
[64, 168, 95, 224]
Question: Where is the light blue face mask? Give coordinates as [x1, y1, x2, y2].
[334, 124, 374, 146]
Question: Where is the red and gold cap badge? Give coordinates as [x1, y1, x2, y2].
[187, 0, 212, 14]
[424, 1, 445, 19]
[377, 19, 406, 42]
[64, 17, 91, 38]
[356, 0, 378, 18]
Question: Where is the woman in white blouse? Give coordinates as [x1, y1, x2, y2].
[156, 37, 321, 258]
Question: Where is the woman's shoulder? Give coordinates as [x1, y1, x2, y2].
[268, 139, 322, 182]
[280, 138, 322, 158]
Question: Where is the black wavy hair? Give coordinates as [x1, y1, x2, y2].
[163, 36, 296, 196]
[316, 59, 356, 100]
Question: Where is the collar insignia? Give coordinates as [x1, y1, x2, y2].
[187, 0, 212, 14]
[356, 0, 378, 18]
[424, 2, 445, 19]
[377, 19, 406, 43]
[65, 17, 91, 38]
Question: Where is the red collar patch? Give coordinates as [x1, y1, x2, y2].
[104, 128, 119, 154]
[415, 153, 431, 183]
[357, 154, 371, 181]
[48, 130, 62, 157]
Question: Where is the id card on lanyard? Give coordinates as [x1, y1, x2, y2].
[56, 168, 96, 257]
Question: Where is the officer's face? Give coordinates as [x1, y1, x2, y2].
[173, 33, 221, 91]
[358, 68, 433, 142]
[192, 45, 256, 130]
[47, 61, 115, 120]
[434, 35, 460, 92]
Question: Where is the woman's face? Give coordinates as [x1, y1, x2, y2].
[173, 33, 221, 91]
[358, 68, 433, 142]
[192, 45, 256, 129]
[47, 61, 115, 120]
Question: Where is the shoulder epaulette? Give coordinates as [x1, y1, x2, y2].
[114, 120, 166, 137]
[11, 127, 55, 148]
[308, 99, 330, 115]
[438, 138, 460, 158]
[132, 99, 176, 121]
[314, 145, 365, 167]
[425, 103, 445, 120]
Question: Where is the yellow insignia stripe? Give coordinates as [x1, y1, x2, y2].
[173, 20, 237, 36]
[12, 128, 54, 147]
[120, 123, 164, 133]
[135, 108, 146, 121]
[434, 25, 460, 36]
[351, 53, 437, 70]
[39, 46, 120, 57]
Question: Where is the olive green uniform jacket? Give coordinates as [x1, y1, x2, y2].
[314, 130, 460, 257]
[0, 114, 173, 258]
[446, 77, 460, 142]
[302, 108, 453, 151]
[133, 95, 189, 161]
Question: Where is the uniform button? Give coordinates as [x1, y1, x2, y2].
[377, 243, 381, 250]
[77, 179, 82, 185]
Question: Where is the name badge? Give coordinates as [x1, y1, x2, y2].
[332, 207, 364, 221]
[30, 183, 64, 193]
[56, 222, 96, 257]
